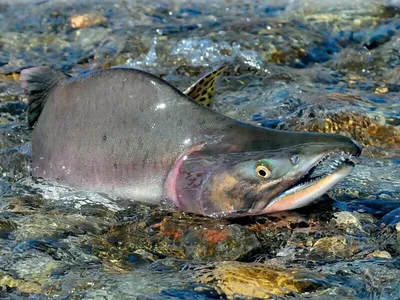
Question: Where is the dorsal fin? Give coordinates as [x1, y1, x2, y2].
[20, 67, 70, 127]
[183, 65, 227, 107]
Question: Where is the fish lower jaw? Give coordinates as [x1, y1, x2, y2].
[264, 159, 354, 214]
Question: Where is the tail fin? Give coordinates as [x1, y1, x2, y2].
[20, 67, 70, 127]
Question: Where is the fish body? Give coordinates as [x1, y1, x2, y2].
[27, 68, 232, 204]
[21, 66, 362, 217]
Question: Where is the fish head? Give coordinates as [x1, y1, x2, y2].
[165, 125, 362, 217]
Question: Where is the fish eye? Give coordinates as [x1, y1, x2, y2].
[256, 165, 270, 179]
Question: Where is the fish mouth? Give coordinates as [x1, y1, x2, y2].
[264, 151, 357, 214]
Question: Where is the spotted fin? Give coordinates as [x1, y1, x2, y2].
[20, 67, 70, 127]
[183, 65, 227, 107]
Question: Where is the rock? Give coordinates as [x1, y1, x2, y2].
[0, 272, 42, 294]
[396, 223, 400, 233]
[13, 214, 110, 241]
[197, 262, 323, 299]
[11, 254, 60, 282]
[334, 211, 362, 229]
[0, 219, 17, 239]
[1, 195, 44, 214]
[332, 211, 376, 234]
[152, 215, 260, 261]
[70, 12, 107, 29]
[106, 213, 260, 262]
[366, 250, 392, 259]
[0, 73, 19, 81]
[312, 235, 359, 259]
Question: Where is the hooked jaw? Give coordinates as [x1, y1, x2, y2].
[250, 138, 362, 215]
[263, 158, 354, 214]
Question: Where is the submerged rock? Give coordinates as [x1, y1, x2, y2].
[333, 211, 376, 234]
[197, 261, 324, 299]
[366, 250, 392, 259]
[12, 214, 110, 241]
[312, 235, 358, 259]
[0, 219, 17, 239]
[0, 272, 42, 294]
[105, 211, 260, 262]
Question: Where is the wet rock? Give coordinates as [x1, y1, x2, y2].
[366, 250, 392, 259]
[197, 262, 324, 299]
[333, 211, 362, 229]
[0, 220, 17, 240]
[376, 231, 400, 257]
[334, 211, 362, 228]
[1, 195, 45, 214]
[70, 12, 107, 29]
[312, 236, 359, 259]
[12, 214, 110, 241]
[153, 214, 259, 261]
[332, 211, 376, 234]
[248, 221, 293, 257]
[245, 202, 336, 256]
[94, 223, 152, 270]
[11, 253, 60, 282]
[0, 73, 20, 81]
[180, 222, 259, 261]
[0, 272, 42, 294]
[106, 213, 260, 262]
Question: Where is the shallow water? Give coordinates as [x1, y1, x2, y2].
[0, 0, 400, 298]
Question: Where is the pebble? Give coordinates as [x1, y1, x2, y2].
[70, 12, 107, 29]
